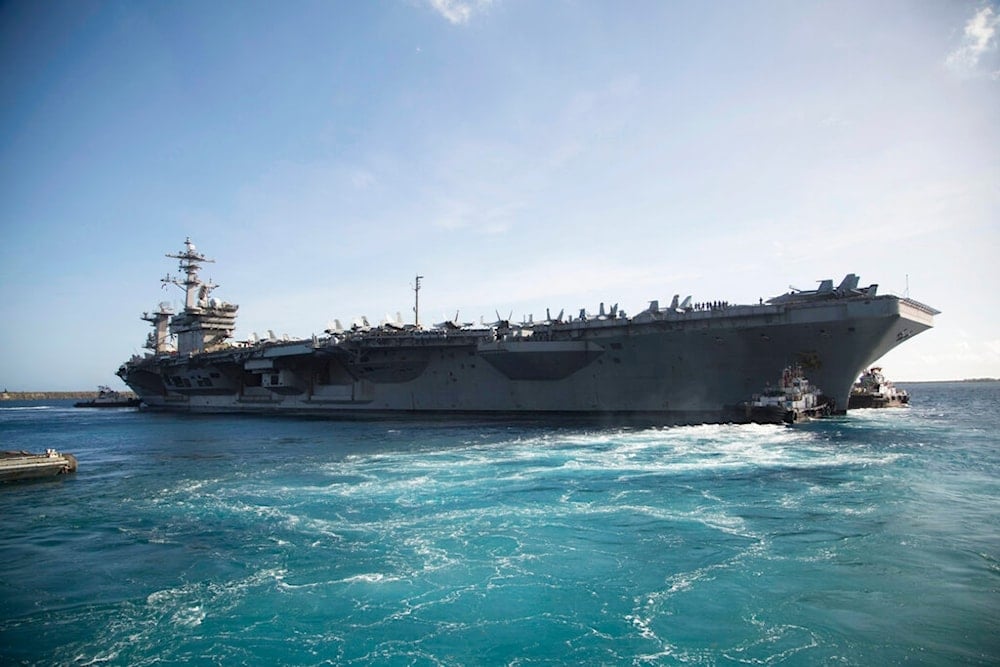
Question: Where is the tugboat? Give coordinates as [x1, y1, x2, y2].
[746, 366, 833, 424]
[73, 386, 140, 408]
[848, 367, 909, 409]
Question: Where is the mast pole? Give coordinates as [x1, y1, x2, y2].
[414, 275, 424, 327]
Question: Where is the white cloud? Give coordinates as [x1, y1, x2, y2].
[350, 169, 375, 189]
[946, 6, 1000, 76]
[429, 197, 518, 234]
[427, 0, 494, 25]
[431, 199, 472, 230]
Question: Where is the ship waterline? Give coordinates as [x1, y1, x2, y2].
[118, 240, 937, 423]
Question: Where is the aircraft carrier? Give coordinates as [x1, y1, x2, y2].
[117, 239, 939, 423]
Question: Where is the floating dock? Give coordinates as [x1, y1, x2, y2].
[0, 450, 77, 482]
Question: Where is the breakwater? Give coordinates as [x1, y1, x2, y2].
[0, 391, 136, 401]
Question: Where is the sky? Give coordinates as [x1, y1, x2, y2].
[1, 0, 998, 391]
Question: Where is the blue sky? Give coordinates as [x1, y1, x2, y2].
[1, 0, 998, 390]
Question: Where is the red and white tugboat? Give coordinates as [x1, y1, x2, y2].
[73, 386, 140, 409]
[746, 365, 833, 424]
[848, 367, 910, 409]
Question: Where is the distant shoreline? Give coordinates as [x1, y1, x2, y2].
[1, 391, 137, 401]
[901, 378, 1000, 384]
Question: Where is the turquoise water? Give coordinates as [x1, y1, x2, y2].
[1, 383, 998, 665]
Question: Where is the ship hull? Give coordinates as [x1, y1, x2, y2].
[118, 294, 935, 424]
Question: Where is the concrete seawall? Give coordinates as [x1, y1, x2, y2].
[1, 391, 137, 401]
[0, 451, 78, 482]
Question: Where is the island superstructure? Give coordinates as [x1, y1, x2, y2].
[117, 239, 939, 423]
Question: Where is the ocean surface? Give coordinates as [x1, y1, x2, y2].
[1, 382, 997, 666]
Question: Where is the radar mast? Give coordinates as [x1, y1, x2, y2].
[164, 237, 217, 310]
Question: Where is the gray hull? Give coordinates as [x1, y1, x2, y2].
[119, 294, 936, 424]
